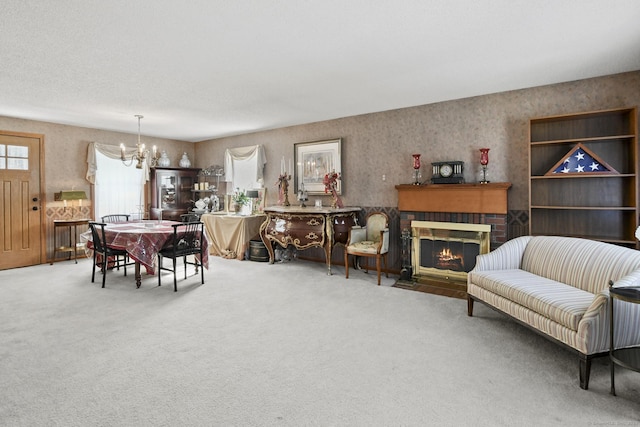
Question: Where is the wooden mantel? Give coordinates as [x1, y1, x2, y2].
[395, 182, 512, 214]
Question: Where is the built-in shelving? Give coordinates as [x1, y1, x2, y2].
[529, 107, 638, 248]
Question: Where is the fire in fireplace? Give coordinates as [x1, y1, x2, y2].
[412, 221, 491, 284]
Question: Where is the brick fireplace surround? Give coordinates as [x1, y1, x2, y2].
[395, 183, 511, 297]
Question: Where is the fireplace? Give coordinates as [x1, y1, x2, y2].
[411, 221, 491, 297]
[394, 183, 510, 297]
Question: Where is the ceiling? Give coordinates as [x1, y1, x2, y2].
[2, 1, 640, 142]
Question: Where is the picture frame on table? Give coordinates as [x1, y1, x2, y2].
[253, 188, 267, 214]
[294, 138, 342, 195]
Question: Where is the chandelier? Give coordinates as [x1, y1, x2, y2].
[120, 115, 160, 169]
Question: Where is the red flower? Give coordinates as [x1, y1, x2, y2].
[323, 171, 340, 193]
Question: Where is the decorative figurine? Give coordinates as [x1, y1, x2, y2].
[276, 173, 291, 206]
[479, 148, 490, 184]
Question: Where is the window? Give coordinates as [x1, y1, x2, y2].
[224, 145, 266, 193]
[0, 144, 29, 170]
[94, 150, 144, 220]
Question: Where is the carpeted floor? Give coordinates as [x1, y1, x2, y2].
[1, 256, 639, 426]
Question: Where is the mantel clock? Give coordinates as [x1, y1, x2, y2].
[431, 161, 465, 184]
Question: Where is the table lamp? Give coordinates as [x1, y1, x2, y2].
[55, 190, 88, 218]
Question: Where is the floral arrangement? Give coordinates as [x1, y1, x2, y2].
[323, 170, 343, 208]
[323, 170, 341, 193]
[232, 188, 250, 206]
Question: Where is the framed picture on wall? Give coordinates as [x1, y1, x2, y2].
[294, 138, 342, 195]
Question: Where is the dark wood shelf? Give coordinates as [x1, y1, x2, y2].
[530, 233, 636, 246]
[530, 174, 636, 179]
[529, 107, 638, 246]
[530, 134, 635, 145]
[531, 206, 637, 210]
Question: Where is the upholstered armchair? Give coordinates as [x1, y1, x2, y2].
[344, 212, 389, 285]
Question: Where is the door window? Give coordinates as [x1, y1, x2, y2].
[0, 144, 29, 170]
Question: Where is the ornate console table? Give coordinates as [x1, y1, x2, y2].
[260, 206, 361, 274]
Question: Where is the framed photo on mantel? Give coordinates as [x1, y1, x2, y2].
[294, 138, 342, 195]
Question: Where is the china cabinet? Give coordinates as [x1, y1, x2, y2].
[150, 167, 201, 221]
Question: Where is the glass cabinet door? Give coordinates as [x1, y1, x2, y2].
[178, 173, 195, 209]
[158, 173, 177, 209]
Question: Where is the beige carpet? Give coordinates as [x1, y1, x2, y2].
[1, 256, 639, 426]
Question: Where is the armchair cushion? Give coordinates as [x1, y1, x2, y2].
[351, 240, 379, 254]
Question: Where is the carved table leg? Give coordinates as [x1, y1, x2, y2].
[135, 262, 141, 289]
[325, 219, 333, 275]
[324, 243, 332, 275]
[260, 218, 275, 264]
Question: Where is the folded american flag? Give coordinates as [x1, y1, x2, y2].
[547, 142, 617, 175]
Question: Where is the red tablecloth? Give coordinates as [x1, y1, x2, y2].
[82, 221, 209, 275]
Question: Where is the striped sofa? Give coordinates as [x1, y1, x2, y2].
[467, 235, 640, 389]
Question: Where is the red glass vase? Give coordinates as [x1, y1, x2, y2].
[479, 148, 490, 166]
[412, 154, 421, 170]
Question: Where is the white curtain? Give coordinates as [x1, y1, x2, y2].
[86, 142, 152, 184]
[86, 142, 145, 220]
[224, 145, 266, 193]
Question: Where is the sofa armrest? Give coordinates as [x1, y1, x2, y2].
[580, 269, 640, 353]
[472, 235, 533, 272]
[575, 268, 640, 321]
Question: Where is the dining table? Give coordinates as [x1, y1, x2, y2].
[81, 220, 209, 288]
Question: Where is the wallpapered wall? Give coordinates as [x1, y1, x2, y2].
[1, 71, 638, 264]
[0, 117, 195, 260]
[0, 116, 195, 204]
[194, 71, 640, 211]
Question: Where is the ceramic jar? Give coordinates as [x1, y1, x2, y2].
[179, 152, 191, 168]
[158, 151, 171, 167]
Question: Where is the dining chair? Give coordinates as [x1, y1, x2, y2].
[157, 221, 205, 291]
[88, 222, 133, 288]
[180, 213, 200, 223]
[101, 214, 130, 223]
[344, 212, 389, 285]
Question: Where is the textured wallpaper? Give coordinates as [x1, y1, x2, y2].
[0, 116, 196, 204]
[194, 71, 640, 211]
[0, 71, 638, 213]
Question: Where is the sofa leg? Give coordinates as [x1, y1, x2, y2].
[579, 355, 591, 390]
[467, 296, 474, 317]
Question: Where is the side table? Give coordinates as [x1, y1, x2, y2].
[51, 219, 90, 264]
[609, 283, 640, 396]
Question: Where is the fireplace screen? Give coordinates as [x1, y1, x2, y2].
[412, 221, 491, 283]
[420, 238, 480, 272]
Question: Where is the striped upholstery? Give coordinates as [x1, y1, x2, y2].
[521, 236, 640, 294]
[468, 236, 640, 355]
[470, 269, 593, 331]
